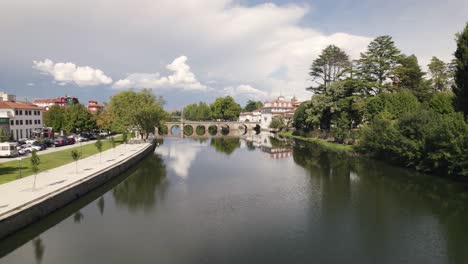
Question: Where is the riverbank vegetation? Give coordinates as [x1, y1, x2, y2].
[183, 96, 242, 121]
[293, 23, 468, 178]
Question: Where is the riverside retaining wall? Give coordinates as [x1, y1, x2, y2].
[0, 142, 156, 240]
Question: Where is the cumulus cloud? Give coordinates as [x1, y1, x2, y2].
[33, 59, 112, 86]
[222, 84, 269, 100]
[113, 56, 207, 91]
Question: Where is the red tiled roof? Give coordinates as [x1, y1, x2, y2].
[0, 101, 43, 110]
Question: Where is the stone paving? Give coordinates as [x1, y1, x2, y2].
[0, 142, 152, 220]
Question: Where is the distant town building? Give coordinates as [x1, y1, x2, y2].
[0, 101, 44, 140]
[32, 96, 79, 111]
[239, 96, 301, 130]
[0, 112, 10, 138]
[87, 100, 104, 113]
[0, 92, 16, 102]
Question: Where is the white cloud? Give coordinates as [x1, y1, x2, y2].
[113, 56, 207, 91]
[26, 82, 35, 86]
[32, 59, 112, 87]
[222, 84, 269, 100]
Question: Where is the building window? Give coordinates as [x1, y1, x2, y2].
[20, 120, 23, 125]
[38, 120, 41, 124]
[20, 129, 23, 139]
[10, 120, 13, 125]
[15, 120, 19, 125]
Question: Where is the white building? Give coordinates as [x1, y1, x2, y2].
[0, 101, 44, 140]
[239, 96, 300, 130]
[0, 92, 16, 102]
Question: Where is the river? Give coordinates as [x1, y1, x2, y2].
[1, 134, 468, 263]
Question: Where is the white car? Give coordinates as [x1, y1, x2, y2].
[24, 145, 42, 152]
[74, 136, 89, 142]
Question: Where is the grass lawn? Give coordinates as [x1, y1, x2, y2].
[0, 136, 123, 185]
[278, 131, 355, 153]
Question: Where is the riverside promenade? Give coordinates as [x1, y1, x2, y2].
[0, 141, 155, 239]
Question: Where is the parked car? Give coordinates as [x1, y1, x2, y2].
[66, 137, 76, 145]
[24, 145, 42, 153]
[74, 135, 89, 142]
[0, 142, 19, 157]
[54, 137, 67, 147]
[18, 146, 30, 155]
[31, 141, 47, 150]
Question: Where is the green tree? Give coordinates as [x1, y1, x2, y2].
[308, 45, 351, 93]
[243, 100, 263, 112]
[393, 54, 432, 102]
[453, 23, 468, 115]
[210, 96, 242, 121]
[183, 103, 198, 121]
[30, 149, 40, 189]
[95, 135, 103, 163]
[293, 101, 311, 131]
[110, 89, 168, 138]
[43, 105, 65, 132]
[428, 56, 451, 92]
[0, 129, 8, 142]
[63, 104, 96, 134]
[71, 149, 81, 174]
[357, 35, 402, 93]
[269, 116, 286, 130]
[365, 90, 420, 121]
[196, 102, 212, 120]
[429, 91, 455, 114]
[96, 105, 115, 132]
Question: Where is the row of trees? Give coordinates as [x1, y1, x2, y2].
[294, 23, 468, 178]
[43, 89, 168, 138]
[182, 96, 245, 121]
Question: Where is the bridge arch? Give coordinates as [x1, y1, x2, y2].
[184, 125, 194, 136]
[195, 125, 206, 136]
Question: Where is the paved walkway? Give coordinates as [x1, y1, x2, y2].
[0, 142, 152, 220]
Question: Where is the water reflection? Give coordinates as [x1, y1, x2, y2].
[32, 238, 44, 264]
[112, 153, 168, 212]
[241, 132, 293, 159]
[210, 138, 240, 155]
[156, 140, 207, 179]
[73, 211, 83, 223]
[97, 197, 105, 215]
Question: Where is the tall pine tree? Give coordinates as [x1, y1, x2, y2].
[453, 23, 468, 116]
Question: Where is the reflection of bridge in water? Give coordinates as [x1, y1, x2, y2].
[159, 121, 261, 138]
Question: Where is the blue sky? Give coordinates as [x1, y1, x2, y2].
[0, 0, 466, 110]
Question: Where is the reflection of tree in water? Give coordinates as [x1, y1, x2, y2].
[191, 138, 209, 144]
[97, 196, 105, 215]
[32, 237, 44, 264]
[73, 211, 84, 223]
[112, 154, 168, 212]
[292, 139, 468, 262]
[246, 140, 256, 151]
[269, 136, 293, 149]
[210, 138, 240, 155]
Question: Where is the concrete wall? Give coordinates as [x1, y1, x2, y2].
[0, 142, 156, 240]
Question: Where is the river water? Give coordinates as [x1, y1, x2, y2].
[1, 134, 468, 264]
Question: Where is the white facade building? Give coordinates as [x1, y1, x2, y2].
[239, 96, 300, 130]
[0, 101, 44, 140]
[0, 92, 16, 102]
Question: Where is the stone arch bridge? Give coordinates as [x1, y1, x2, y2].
[158, 121, 260, 138]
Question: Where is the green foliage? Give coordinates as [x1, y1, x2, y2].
[210, 96, 241, 121]
[365, 90, 420, 121]
[392, 54, 431, 102]
[122, 132, 128, 143]
[0, 129, 8, 143]
[30, 149, 40, 174]
[71, 149, 81, 161]
[269, 116, 286, 130]
[453, 23, 468, 115]
[293, 101, 311, 131]
[110, 89, 168, 137]
[243, 100, 263, 112]
[357, 35, 402, 93]
[95, 136, 103, 152]
[308, 45, 351, 93]
[183, 125, 194, 136]
[428, 56, 451, 92]
[358, 110, 468, 177]
[183, 102, 212, 121]
[210, 138, 240, 155]
[429, 91, 455, 114]
[43, 105, 65, 132]
[63, 104, 97, 133]
[195, 125, 205, 136]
